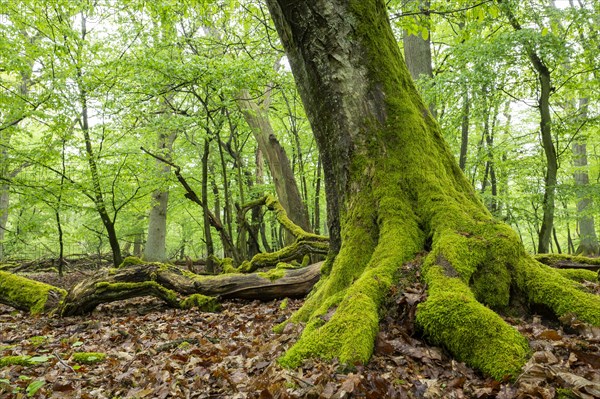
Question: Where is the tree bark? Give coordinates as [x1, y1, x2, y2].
[573, 98, 599, 255]
[402, 0, 436, 118]
[77, 15, 122, 267]
[0, 185, 8, 260]
[237, 90, 311, 240]
[266, 0, 600, 380]
[499, 1, 557, 254]
[202, 138, 216, 273]
[458, 88, 470, 171]
[144, 128, 177, 262]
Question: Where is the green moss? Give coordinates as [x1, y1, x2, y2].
[28, 336, 47, 346]
[555, 268, 598, 283]
[220, 258, 238, 274]
[71, 352, 106, 364]
[301, 255, 310, 267]
[179, 294, 220, 312]
[0, 355, 32, 367]
[118, 256, 144, 268]
[0, 271, 67, 314]
[280, 298, 289, 310]
[279, 166, 423, 368]
[258, 268, 286, 281]
[417, 266, 530, 380]
[556, 388, 578, 399]
[515, 257, 600, 326]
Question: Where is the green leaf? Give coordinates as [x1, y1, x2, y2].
[541, 27, 549, 36]
[71, 341, 84, 347]
[0, 379, 10, 384]
[26, 380, 45, 397]
[28, 355, 50, 364]
[421, 27, 429, 41]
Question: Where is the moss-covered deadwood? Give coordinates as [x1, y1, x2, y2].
[266, 0, 600, 380]
[233, 195, 329, 273]
[0, 271, 67, 314]
[55, 261, 321, 316]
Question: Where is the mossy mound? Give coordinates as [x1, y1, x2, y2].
[71, 352, 106, 364]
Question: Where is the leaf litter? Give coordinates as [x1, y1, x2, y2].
[0, 271, 598, 398]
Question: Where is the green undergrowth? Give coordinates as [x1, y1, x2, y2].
[0, 356, 34, 367]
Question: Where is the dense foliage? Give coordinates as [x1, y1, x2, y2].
[0, 0, 598, 262]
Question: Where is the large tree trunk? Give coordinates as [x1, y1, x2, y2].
[266, 0, 600, 380]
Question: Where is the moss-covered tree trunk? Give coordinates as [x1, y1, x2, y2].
[266, 0, 600, 380]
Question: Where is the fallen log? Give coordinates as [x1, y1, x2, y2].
[0, 262, 323, 316]
[534, 254, 600, 272]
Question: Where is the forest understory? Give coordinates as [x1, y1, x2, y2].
[1, 259, 599, 399]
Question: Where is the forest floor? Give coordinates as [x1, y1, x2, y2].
[0, 269, 599, 398]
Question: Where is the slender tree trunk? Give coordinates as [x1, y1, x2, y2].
[77, 15, 122, 266]
[313, 157, 322, 235]
[144, 128, 177, 262]
[216, 131, 235, 257]
[402, 0, 436, 118]
[499, 2, 557, 254]
[202, 138, 215, 273]
[0, 184, 8, 260]
[459, 89, 470, 171]
[573, 98, 599, 255]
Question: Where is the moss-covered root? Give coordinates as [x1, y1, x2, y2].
[278, 190, 422, 368]
[516, 258, 600, 326]
[417, 266, 530, 380]
[0, 271, 67, 315]
[555, 268, 598, 283]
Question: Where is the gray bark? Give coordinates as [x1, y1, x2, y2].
[402, 0, 436, 118]
[144, 129, 177, 262]
[237, 90, 311, 241]
[0, 184, 8, 260]
[573, 98, 599, 255]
